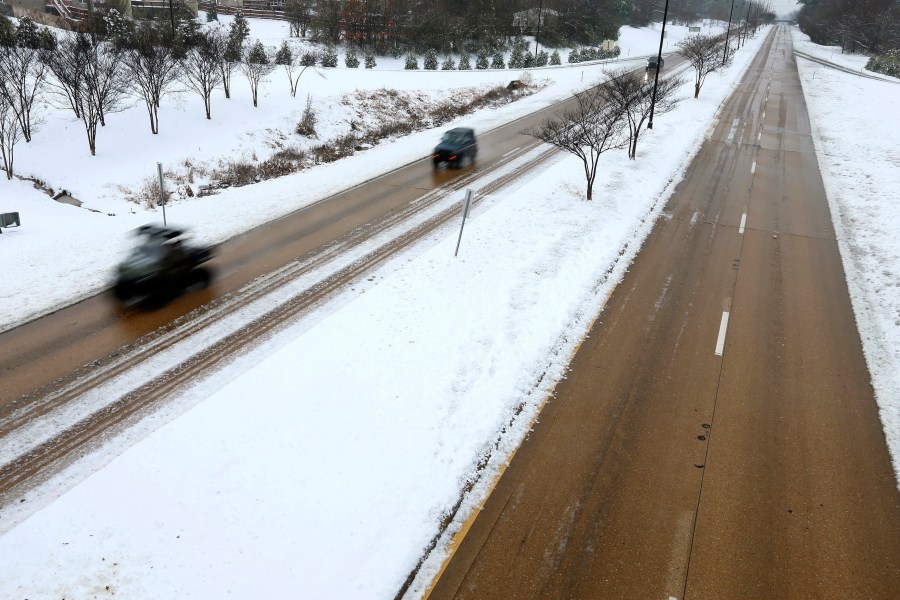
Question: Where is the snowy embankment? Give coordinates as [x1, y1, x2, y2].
[0, 17, 699, 330]
[0, 20, 766, 600]
[791, 28, 900, 481]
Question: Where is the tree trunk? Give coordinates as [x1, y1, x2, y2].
[695, 83, 700, 98]
[19, 114, 31, 142]
[87, 123, 97, 156]
[1, 146, 12, 179]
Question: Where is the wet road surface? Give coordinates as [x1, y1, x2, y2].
[424, 25, 900, 600]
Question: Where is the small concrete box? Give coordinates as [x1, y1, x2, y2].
[0, 212, 20, 232]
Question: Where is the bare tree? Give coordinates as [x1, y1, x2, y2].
[0, 44, 47, 142]
[241, 39, 275, 107]
[284, 0, 314, 38]
[44, 32, 123, 156]
[86, 39, 127, 128]
[181, 29, 224, 119]
[629, 0, 661, 27]
[524, 83, 628, 201]
[122, 25, 181, 134]
[0, 92, 24, 179]
[41, 32, 85, 120]
[600, 68, 685, 159]
[219, 24, 241, 99]
[677, 34, 728, 98]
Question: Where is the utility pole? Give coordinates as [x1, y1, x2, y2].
[724, 0, 736, 64]
[85, 0, 96, 45]
[647, 0, 670, 130]
[169, 0, 176, 37]
[742, 1, 752, 46]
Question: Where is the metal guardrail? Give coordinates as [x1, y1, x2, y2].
[130, 0, 173, 8]
[198, 0, 285, 21]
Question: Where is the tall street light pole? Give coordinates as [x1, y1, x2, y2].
[647, 0, 670, 130]
[723, 0, 736, 65]
[743, 1, 753, 46]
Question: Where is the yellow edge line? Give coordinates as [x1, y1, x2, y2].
[420, 287, 615, 599]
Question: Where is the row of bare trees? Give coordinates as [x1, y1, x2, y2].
[526, 69, 685, 201]
[0, 13, 296, 178]
[526, 29, 737, 201]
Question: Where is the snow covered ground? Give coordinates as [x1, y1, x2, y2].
[0, 17, 897, 600]
[791, 29, 900, 485]
[0, 16, 699, 328]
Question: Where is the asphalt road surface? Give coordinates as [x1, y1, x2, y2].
[424, 25, 900, 600]
[0, 107, 549, 404]
[2, 60, 679, 503]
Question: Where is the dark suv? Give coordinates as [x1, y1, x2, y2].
[113, 225, 214, 306]
[432, 127, 478, 169]
[646, 56, 665, 72]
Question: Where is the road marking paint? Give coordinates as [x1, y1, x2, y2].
[502, 147, 520, 157]
[757, 131, 762, 143]
[739, 212, 747, 234]
[690, 211, 699, 226]
[762, 110, 766, 120]
[715, 312, 730, 356]
[751, 160, 756, 174]
[726, 118, 740, 144]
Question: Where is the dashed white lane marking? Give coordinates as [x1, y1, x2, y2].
[726, 118, 740, 144]
[758, 131, 762, 143]
[751, 160, 757, 174]
[715, 312, 730, 356]
[739, 212, 747, 234]
[501, 147, 520, 157]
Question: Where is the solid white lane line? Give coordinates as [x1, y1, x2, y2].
[739, 212, 747, 234]
[751, 160, 757, 174]
[715, 312, 730, 356]
[502, 147, 521, 157]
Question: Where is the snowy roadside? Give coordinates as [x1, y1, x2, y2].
[791, 27, 900, 482]
[0, 20, 698, 331]
[0, 25, 772, 600]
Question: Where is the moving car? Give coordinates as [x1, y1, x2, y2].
[113, 225, 214, 306]
[646, 56, 665, 72]
[432, 127, 478, 169]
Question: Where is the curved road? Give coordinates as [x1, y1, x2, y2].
[422, 25, 900, 600]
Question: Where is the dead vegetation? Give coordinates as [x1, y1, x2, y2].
[123, 80, 540, 203]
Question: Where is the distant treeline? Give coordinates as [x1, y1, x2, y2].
[266, 0, 776, 55]
[797, 0, 900, 54]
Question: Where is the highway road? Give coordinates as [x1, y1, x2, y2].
[1, 61, 666, 505]
[423, 25, 900, 600]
